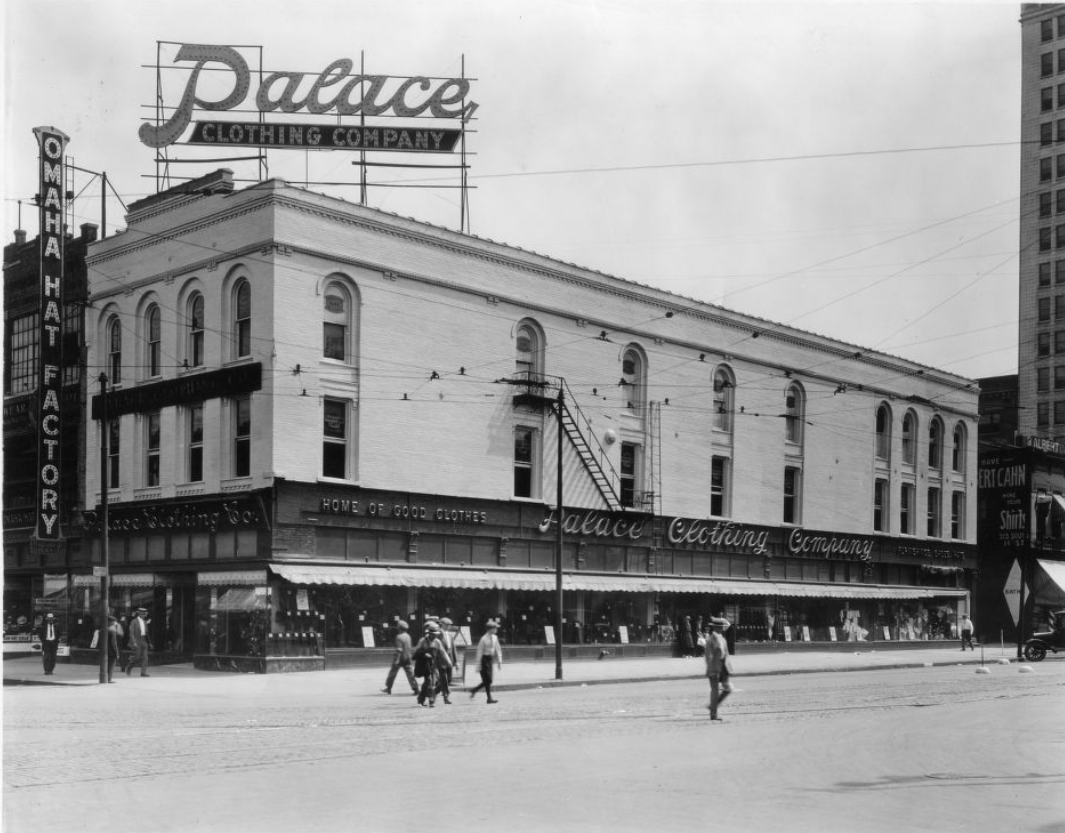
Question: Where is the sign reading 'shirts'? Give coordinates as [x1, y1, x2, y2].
[34, 127, 68, 540]
[139, 44, 476, 152]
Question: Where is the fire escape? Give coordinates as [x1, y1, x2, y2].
[507, 373, 625, 513]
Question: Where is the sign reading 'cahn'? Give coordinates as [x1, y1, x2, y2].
[34, 126, 68, 540]
[139, 44, 477, 151]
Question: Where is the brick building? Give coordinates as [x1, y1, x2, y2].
[80, 170, 979, 672]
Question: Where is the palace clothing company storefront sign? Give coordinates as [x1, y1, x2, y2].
[140, 44, 476, 152]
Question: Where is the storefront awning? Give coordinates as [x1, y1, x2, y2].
[198, 570, 267, 587]
[1034, 559, 1065, 605]
[267, 564, 967, 600]
[72, 573, 161, 588]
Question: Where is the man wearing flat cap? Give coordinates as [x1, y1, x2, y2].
[126, 607, 152, 677]
[38, 613, 60, 675]
[469, 620, 503, 703]
[704, 617, 733, 721]
[382, 620, 419, 695]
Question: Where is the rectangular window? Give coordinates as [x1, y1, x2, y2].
[233, 395, 251, 478]
[107, 419, 120, 489]
[927, 487, 941, 538]
[1044, 157, 1055, 182]
[1041, 297, 1052, 322]
[1042, 192, 1053, 217]
[323, 323, 346, 361]
[873, 478, 889, 532]
[1039, 366, 1051, 392]
[1043, 52, 1055, 77]
[1043, 122, 1055, 146]
[1058, 48, 1065, 72]
[1057, 331, 1065, 353]
[322, 398, 348, 479]
[950, 492, 965, 540]
[1056, 224, 1065, 247]
[1040, 332, 1052, 356]
[1044, 87, 1055, 111]
[1056, 366, 1065, 391]
[188, 404, 204, 483]
[1038, 401, 1050, 426]
[783, 466, 802, 524]
[620, 442, 639, 508]
[1043, 262, 1054, 286]
[1056, 261, 1065, 283]
[900, 483, 914, 535]
[145, 411, 161, 487]
[1042, 228, 1053, 251]
[1056, 400, 1065, 425]
[1058, 14, 1065, 37]
[711, 456, 728, 517]
[1044, 19, 1055, 41]
[5, 313, 38, 395]
[514, 427, 535, 498]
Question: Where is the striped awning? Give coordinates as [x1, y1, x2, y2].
[72, 573, 159, 588]
[198, 570, 267, 587]
[267, 563, 966, 600]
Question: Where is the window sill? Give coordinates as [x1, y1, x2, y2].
[176, 484, 206, 497]
[318, 476, 358, 486]
[134, 487, 163, 501]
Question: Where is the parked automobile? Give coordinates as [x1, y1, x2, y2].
[1023, 610, 1065, 662]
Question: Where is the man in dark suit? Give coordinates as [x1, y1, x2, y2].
[39, 613, 60, 675]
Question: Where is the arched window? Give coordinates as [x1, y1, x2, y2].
[146, 304, 162, 377]
[621, 346, 645, 413]
[875, 403, 891, 460]
[187, 293, 204, 368]
[928, 417, 944, 470]
[107, 315, 122, 385]
[323, 282, 351, 362]
[902, 410, 917, 466]
[234, 280, 251, 359]
[952, 423, 967, 473]
[515, 321, 544, 381]
[785, 383, 805, 446]
[713, 368, 733, 433]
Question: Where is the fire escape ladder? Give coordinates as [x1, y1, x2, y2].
[555, 390, 624, 513]
[647, 400, 664, 551]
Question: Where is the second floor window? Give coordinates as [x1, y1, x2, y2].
[233, 395, 251, 478]
[927, 486, 941, 537]
[874, 478, 889, 532]
[107, 419, 120, 489]
[514, 427, 537, 498]
[145, 411, 161, 487]
[711, 456, 728, 517]
[620, 442, 639, 508]
[951, 491, 966, 540]
[188, 404, 204, 483]
[6, 313, 38, 394]
[900, 483, 914, 535]
[322, 399, 349, 479]
[783, 466, 802, 524]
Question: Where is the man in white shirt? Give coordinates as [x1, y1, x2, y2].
[959, 614, 975, 651]
[469, 620, 502, 704]
[126, 608, 152, 677]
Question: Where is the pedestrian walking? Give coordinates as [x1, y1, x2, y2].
[959, 614, 975, 651]
[679, 615, 694, 657]
[413, 622, 453, 707]
[704, 616, 733, 722]
[438, 617, 458, 703]
[381, 620, 418, 695]
[125, 608, 152, 677]
[103, 614, 121, 683]
[38, 613, 59, 675]
[468, 619, 503, 704]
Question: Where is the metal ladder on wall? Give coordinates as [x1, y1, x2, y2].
[646, 401, 664, 561]
[554, 378, 624, 513]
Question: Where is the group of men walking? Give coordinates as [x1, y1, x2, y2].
[38, 607, 153, 682]
[382, 617, 503, 705]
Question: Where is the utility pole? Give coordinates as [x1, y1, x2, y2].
[97, 373, 110, 684]
[555, 384, 564, 681]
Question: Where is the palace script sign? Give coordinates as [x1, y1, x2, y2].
[140, 44, 478, 150]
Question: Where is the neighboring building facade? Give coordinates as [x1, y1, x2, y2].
[977, 372, 1065, 645]
[78, 170, 979, 672]
[3, 222, 96, 647]
[1020, 3, 1065, 439]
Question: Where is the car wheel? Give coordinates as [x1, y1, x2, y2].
[1023, 642, 1047, 662]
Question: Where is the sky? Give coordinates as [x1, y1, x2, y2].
[2, 0, 1022, 381]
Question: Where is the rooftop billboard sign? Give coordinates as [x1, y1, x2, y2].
[139, 43, 477, 153]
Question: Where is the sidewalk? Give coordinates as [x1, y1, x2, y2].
[3, 643, 1033, 691]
